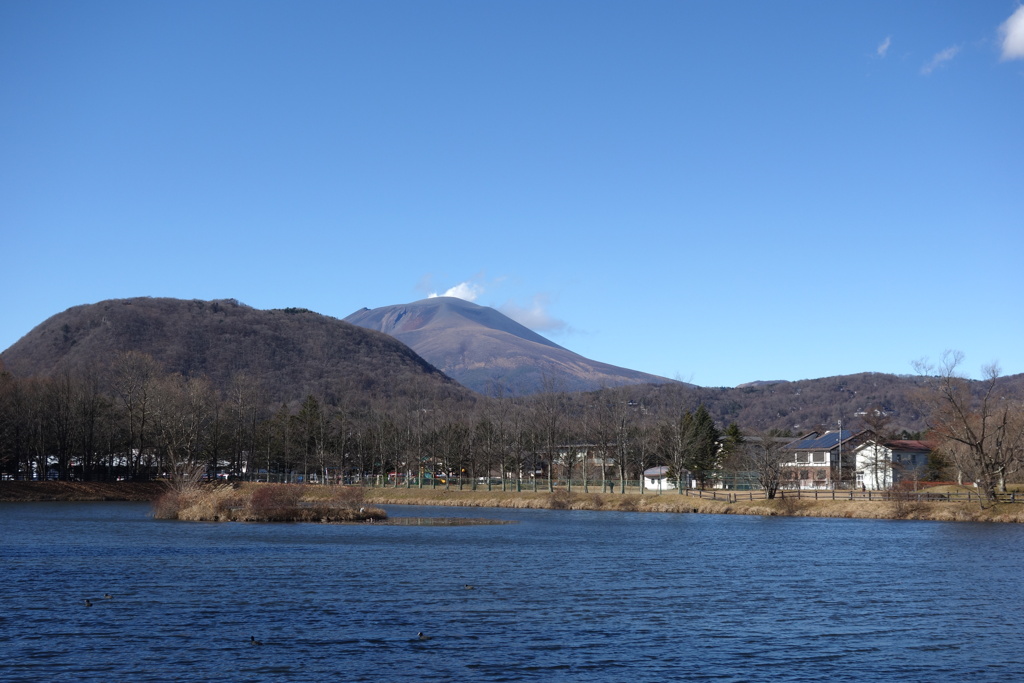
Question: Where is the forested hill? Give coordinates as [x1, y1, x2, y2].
[0, 297, 473, 408]
[4, 297, 1024, 435]
[570, 370, 1024, 435]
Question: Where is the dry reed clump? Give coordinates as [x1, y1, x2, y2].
[616, 495, 641, 512]
[776, 495, 803, 516]
[887, 484, 929, 520]
[155, 482, 386, 523]
[547, 489, 575, 510]
[641, 498, 687, 513]
[174, 485, 244, 521]
[326, 485, 366, 509]
[152, 484, 240, 521]
[152, 491, 188, 520]
[247, 483, 301, 515]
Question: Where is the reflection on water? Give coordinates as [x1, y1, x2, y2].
[1, 502, 1023, 682]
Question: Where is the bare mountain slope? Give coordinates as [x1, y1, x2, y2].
[0, 297, 471, 407]
[344, 297, 676, 395]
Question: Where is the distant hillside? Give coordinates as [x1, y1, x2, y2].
[0, 297, 472, 408]
[6, 297, 1023, 436]
[344, 297, 676, 395]
[570, 371, 1024, 435]
[589, 373, 930, 433]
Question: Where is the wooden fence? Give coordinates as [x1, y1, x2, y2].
[677, 487, 1018, 504]
[361, 476, 1017, 505]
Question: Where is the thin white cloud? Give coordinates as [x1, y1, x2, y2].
[498, 295, 568, 333]
[921, 45, 960, 74]
[877, 36, 892, 58]
[428, 281, 483, 302]
[1000, 6, 1024, 61]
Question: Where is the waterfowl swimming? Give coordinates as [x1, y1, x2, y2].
[250, 636, 263, 646]
[464, 585, 475, 590]
[83, 599, 92, 607]
[103, 593, 113, 600]
[417, 632, 431, 641]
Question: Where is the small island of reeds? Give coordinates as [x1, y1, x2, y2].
[153, 482, 387, 523]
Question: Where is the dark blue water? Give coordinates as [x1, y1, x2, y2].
[1, 503, 1023, 682]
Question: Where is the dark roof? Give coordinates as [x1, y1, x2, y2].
[883, 440, 935, 452]
[787, 430, 854, 451]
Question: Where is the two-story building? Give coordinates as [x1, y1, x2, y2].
[853, 439, 935, 490]
[781, 430, 871, 489]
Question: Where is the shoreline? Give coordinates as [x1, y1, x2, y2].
[0, 481, 166, 502]
[363, 486, 1024, 523]
[5, 481, 1022, 523]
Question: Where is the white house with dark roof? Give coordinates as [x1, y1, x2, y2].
[853, 439, 934, 490]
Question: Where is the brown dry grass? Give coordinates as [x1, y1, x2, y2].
[362, 487, 1024, 522]
[155, 483, 386, 523]
[7, 481, 1024, 523]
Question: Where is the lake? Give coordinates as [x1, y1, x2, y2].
[1, 503, 1022, 682]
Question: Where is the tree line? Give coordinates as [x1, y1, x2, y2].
[0, 351, 741, 488]
[2, 350, 1022, 504]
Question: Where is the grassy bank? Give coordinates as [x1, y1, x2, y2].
[363, 486, 1024, 523]
[4, 481, 1024, 523]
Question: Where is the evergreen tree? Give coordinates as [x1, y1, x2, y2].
[681, 405, 722, 489]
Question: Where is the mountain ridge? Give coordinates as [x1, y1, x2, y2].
[5, 297, 1024, 434]
[344, 297, 676, 395]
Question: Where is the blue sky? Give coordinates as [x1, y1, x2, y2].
[2, 1, 1023, 388]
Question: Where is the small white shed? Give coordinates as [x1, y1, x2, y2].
[643, 466, 677, 491]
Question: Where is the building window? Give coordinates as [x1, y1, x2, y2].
[796, 453, 808, 463]
[812, 452, 825, 463]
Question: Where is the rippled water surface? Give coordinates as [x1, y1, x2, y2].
[2, 502, 1023, 682]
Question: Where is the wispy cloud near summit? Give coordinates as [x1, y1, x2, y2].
[428, 281, 482, 302]
[498, 295, 569, 334]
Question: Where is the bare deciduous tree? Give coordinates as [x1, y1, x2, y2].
[112, 351, 160, 479]
[739, 429, 791, 499]
[916, 351, 1024, 504]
